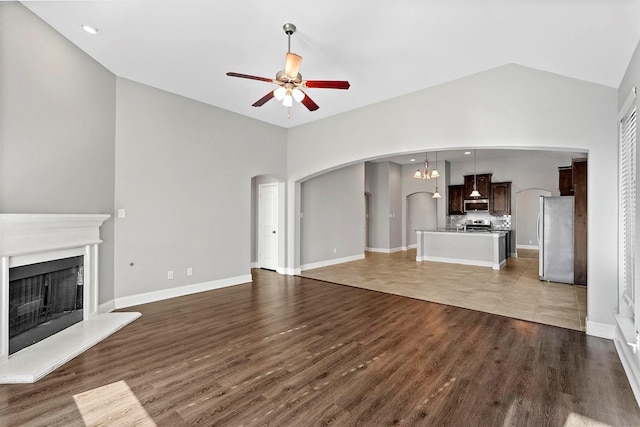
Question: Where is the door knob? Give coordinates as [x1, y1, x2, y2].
[272, 230, 276, 234]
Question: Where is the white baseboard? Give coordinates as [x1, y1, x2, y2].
[586, 317, 616, 339]
[406, 244, 417, 250]
[516, 244, 539, 250]
[250, 262, 259, 269]
[99, 300, 116, 314]
[114, 274, 252, 309]
[367, 247, 404, 254]
[301, 254, 365, 271]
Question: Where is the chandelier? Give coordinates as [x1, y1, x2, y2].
[413, 153, 440, 180]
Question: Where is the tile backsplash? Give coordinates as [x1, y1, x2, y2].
[447, 214, 511, 229]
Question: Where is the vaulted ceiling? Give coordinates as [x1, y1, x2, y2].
[23, 1, 640, 129]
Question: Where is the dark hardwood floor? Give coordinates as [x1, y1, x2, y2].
[2, 269, 639, 426]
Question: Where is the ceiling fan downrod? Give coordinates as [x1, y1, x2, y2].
[283, 23, 296, 53]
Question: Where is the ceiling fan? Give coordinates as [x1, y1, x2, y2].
[226, 23, 350, 111]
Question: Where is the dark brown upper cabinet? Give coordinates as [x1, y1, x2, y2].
[558, 166, 574, 196]
[490, 182, 512, 215]
[464, 174, 492, 199]
[448, 185, 465, 215]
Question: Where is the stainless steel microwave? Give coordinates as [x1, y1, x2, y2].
[464, 199, 490, 212]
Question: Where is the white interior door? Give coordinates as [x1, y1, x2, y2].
[258, 183, 278, 270]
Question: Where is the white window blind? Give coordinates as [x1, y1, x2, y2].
[620, 90, 637, 308]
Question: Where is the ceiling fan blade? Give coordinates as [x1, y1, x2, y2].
[285, 53, 303, 78]
[252, 91, 275, 107]
[304, 80, 350, 90]
[300, 91, 319, 111]
[226, 72, 274, 83]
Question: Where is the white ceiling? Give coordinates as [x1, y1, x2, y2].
[22, 1, 640, 129]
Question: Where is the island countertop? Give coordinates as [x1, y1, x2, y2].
[416, 230, 507, 269]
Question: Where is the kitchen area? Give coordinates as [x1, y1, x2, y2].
[416, 171, 513, 270]
[408, 151, 587, 286]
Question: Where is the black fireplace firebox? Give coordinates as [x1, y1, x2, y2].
[9, 256, 84, 355]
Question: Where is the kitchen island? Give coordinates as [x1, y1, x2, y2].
[416, 230, 507, 270]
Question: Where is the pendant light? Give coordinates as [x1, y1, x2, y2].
[432, 151, 441, 198]
[430, 151, 440, 178]
[432, 185, 442, 199]
[470, 149, 481, 198]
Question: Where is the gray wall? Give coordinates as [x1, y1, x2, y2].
[114, 77, 286, 299]
[406, 193, 437, 246]
[300, 163, 365, 265]
[515, 189, 550, 247]
[1, 3, 117, 304]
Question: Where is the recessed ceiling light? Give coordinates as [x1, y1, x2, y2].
[464, 151, 471, 155]
[81, 24, 99, 35]
[409, 158, 416, 162]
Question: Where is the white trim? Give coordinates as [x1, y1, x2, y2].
[586, 317, 616, 339]
[250, 262, 259, 269]
[614, 321, 640, 407]
[99, 300, 116, 314]
[301, 254, 365, 271]
[283, 267, 301, 276]
[114, 274, 252, 309]
[367, 247, 404, 254]
[494, 259, 507, 270]
[516, 244, 539, 250]
[406, 244, 417, 250]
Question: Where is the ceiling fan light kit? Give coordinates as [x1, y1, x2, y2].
[226, 23, 350, 112]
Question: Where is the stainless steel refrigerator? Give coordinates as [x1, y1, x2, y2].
[538, 196, 574, 284]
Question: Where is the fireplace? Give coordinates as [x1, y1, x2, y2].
[0, 214, 140, 383]
[9, 256, 84, 355]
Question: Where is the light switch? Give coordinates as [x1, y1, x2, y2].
[118, 209, 126, 219]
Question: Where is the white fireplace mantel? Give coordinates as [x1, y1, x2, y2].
[0, 214, 140, 383]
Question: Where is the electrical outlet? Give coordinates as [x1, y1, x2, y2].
[187, 267, 193, 276]
[333, 248, 337, 254]
[168, 270, 174, 279]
